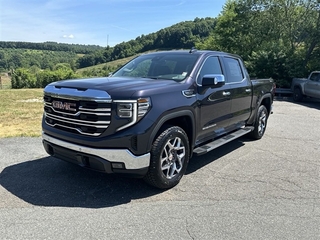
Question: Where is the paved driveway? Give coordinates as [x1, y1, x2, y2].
[0, 99, 319, 240]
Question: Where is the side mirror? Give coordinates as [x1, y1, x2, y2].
[202, 74, 225, 88]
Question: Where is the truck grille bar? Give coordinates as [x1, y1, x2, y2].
[43, 88, 112, 136]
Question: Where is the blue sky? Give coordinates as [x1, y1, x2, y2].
[0, 0, 226, 47]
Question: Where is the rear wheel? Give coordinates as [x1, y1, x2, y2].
[144, 126, 190, 189]
[248, 105, 268, 140]
[293, 87, 303, 102]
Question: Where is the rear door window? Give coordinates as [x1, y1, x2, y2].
[223, 57, 244, 83]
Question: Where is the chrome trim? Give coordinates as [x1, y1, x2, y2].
[45, 113, 110, 126]
[44, 85, 112, 103]
[202, 123, 217, 130]
[114, 100, 137, 103]
[226, 77, 247, 85]
[79, 107, 111, 112]
[45, 101, 111, 112]
[45, 104, 111, 117]
[42, 133, 150, 169]
[45, 122, 102, 136]
[182, 90, 196, 98]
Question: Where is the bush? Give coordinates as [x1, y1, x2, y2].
[11, 68, 37, 88]
[36, 69, 80, 88]
[11, 67, 81, 89]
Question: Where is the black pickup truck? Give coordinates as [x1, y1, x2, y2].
[42, 49, 275, 189]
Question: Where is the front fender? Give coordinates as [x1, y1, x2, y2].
[147, 110, 196, 153]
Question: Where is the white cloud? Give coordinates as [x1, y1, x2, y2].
[63, 34, 75, 39]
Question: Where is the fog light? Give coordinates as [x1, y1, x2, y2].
[112, 162, 125, 169]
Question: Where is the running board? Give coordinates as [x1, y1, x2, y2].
[193, 127, 254, 156]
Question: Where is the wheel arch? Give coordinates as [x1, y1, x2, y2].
[147, 110, 195, 156]
[248, 93, 273, 126]
[259, 93, 272, 117]
[293, 83, 305, 95]
[293, 85, 304, 102]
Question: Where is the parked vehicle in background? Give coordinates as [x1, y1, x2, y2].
[291, 71, 320, 102]
[41, 49, 275, 189]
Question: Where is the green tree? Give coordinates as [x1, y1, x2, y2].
[198, 0, 320, 86]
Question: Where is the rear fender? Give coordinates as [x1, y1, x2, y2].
[247, 93, 272, 125]
[291, 79, 306, 95]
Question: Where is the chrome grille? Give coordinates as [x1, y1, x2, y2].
[44, 95, 112, 136]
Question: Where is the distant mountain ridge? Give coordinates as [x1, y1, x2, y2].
[0, 41, 104, 54]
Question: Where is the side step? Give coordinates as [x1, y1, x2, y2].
[193, 127, 254, 156]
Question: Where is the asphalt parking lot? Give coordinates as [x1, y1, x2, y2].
[0, 98, 319, 240]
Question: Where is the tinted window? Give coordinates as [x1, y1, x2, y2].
[197, 56, 222, 84]
[224, 57, 244, 83]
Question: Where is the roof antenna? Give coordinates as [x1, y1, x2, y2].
[189, 47, 197, 53]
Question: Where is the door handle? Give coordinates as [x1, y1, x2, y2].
[245, 89, 251, 93]
[222, 91, 231, 96]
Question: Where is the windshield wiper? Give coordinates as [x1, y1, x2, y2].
[142, 76, 159, 80]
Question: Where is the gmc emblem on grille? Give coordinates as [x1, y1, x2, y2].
[52, 101, 77, 112]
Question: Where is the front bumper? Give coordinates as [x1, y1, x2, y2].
[42, 133, 150, 176]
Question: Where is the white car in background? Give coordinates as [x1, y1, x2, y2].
[291, 71, 320, 101]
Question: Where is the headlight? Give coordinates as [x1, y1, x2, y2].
[117, 103, 133, 118]
[137, 98, 151, 120]
[115, 98, 151, 131]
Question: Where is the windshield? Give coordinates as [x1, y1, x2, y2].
[111, 53, 199, 82]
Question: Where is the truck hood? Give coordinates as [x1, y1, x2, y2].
[49, 77, 184, 98]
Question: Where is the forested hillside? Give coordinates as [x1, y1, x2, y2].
[76, 17, 216, 68]
[0, 49, 78, 71]
[1, 0, 320, 89]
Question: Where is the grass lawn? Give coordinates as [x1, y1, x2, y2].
[0, 89, 44, 137]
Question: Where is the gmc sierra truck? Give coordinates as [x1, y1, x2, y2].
[42, 49, 275, 189]
[292, 71, 320, 101]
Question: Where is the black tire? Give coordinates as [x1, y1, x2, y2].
[293, 87, 303, 102]
[143, 126, 190, 189]
[248, 105, 268, 140]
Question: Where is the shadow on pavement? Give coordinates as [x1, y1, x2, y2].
[0, 156, 162, 208]
[0, 137, 247, 208]
[187, 139, 245, 175]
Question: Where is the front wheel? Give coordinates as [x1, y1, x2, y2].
[248, 105, 268, 140]
[293, 87, 303, 102]
[143, 126, 190, 189]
